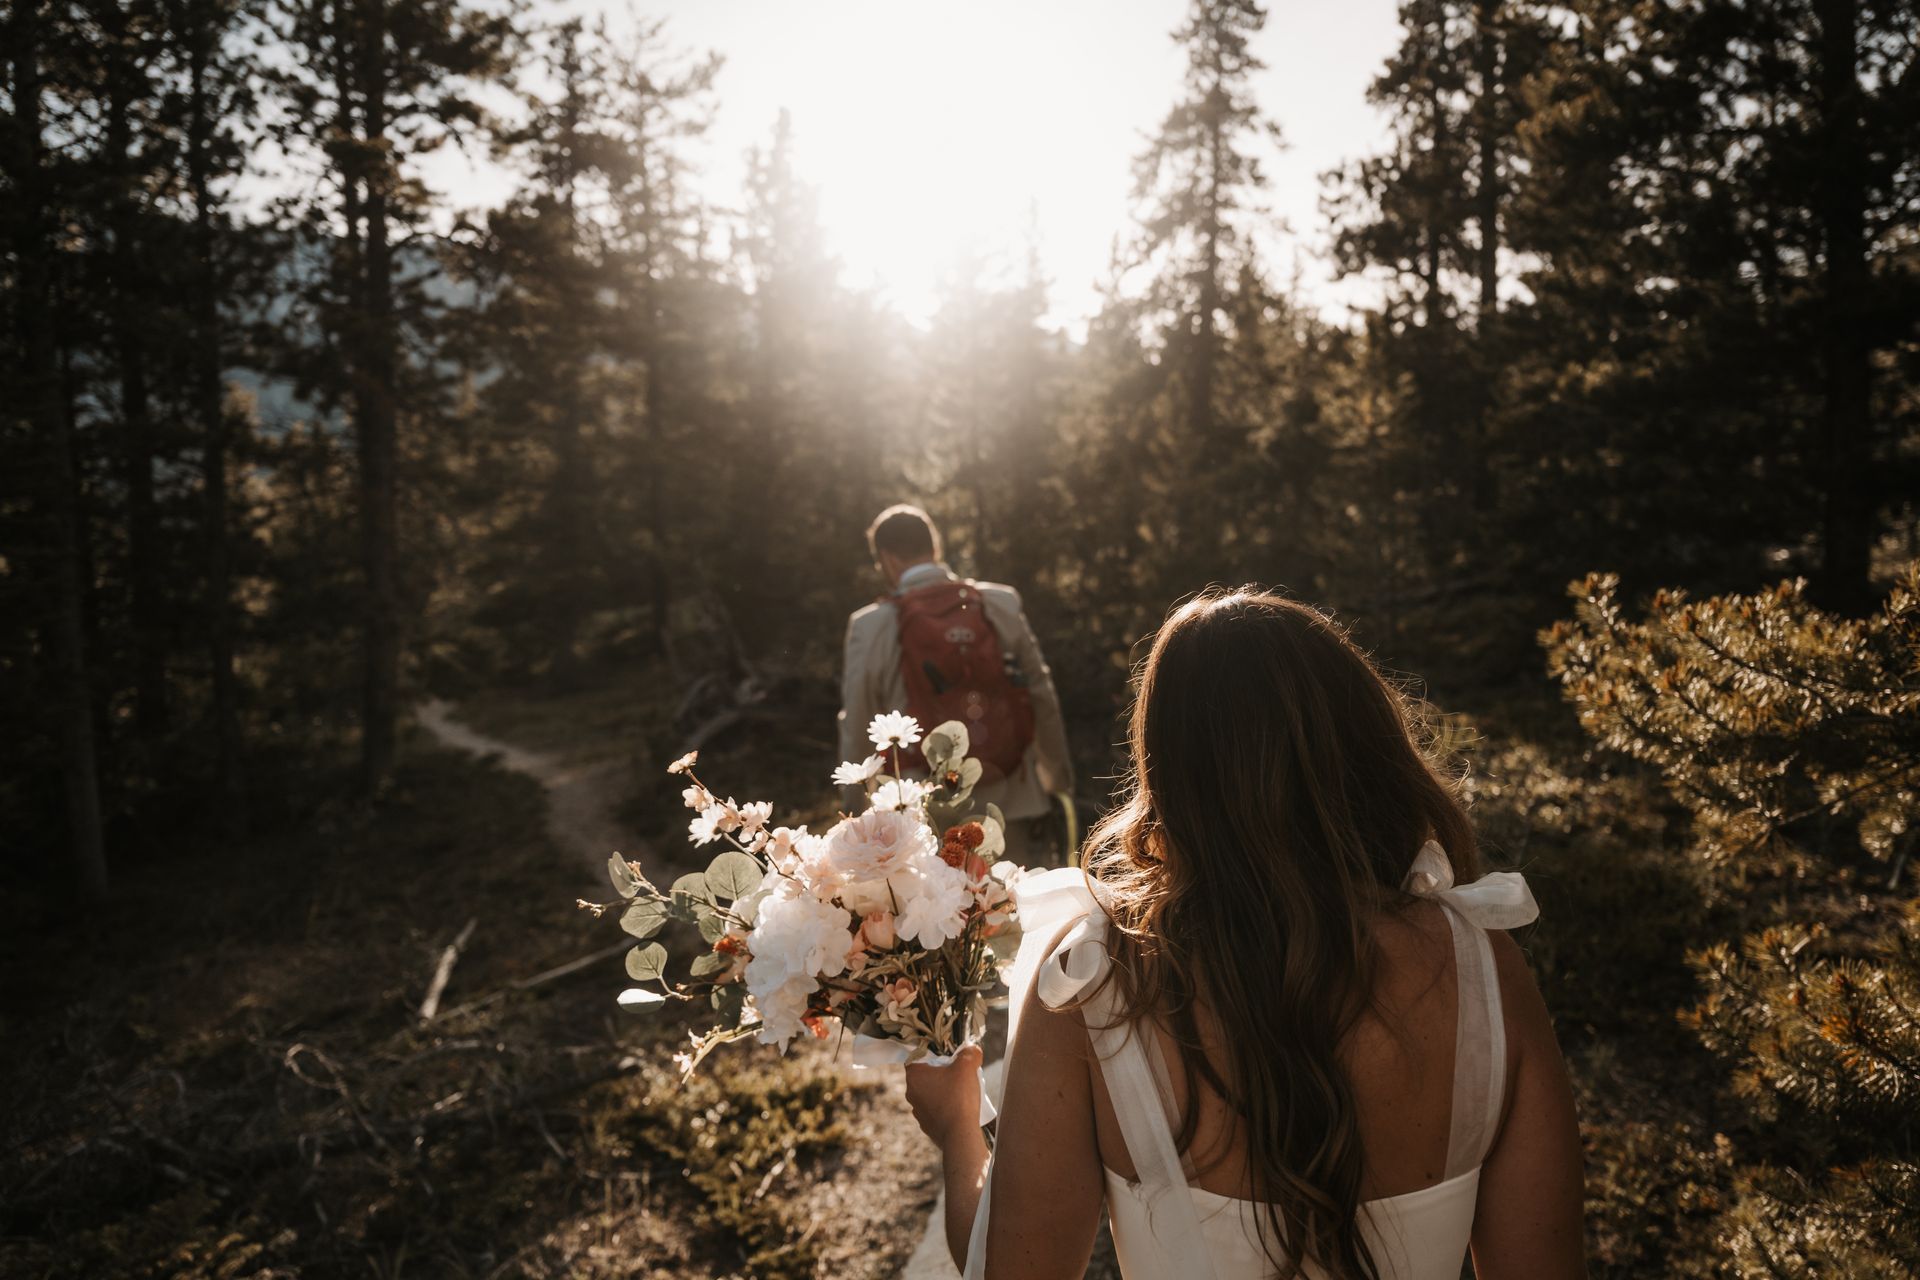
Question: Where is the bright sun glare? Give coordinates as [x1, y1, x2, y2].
[763, 4, 1127, 321]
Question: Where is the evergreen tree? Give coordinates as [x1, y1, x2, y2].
[1545, 565, 1920, 1277]
[1327, 0, 1548, 571]
[158, 0, 257, 822]
[5, 0, 109, 897]
[1127, 0, 1284, 448]
[266, 0, 515, 791]
[594, 20, 720, 652]
[454, 18, 618, 683]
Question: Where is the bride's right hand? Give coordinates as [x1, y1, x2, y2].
[903, 1043, 985, 1150]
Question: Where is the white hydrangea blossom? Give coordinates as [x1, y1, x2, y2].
[744, 878, 855, 1046]
[893, 858, 974, 948]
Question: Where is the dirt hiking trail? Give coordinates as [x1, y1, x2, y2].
[415, 697, 971, 1277]
[417, 698, 636, 875]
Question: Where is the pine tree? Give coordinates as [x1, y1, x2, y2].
[1544, 565, 1920, 1277]
[1128, 0, 1284, 447]
[158, 0, 257, 822]
[266, 0, 516, 792]
[1327, 0, 1548, 571]
[6, 0, 109, 897]
[594, 20, 719, 649]
[88, 0, 172, 741]
[454, 18, 617, 683]
[1504, 0, 1919, 608]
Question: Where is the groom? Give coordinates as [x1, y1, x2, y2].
[838, 504, 1073, 861]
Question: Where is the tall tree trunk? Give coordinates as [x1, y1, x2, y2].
[642, 306, 670, 644]
[1472, 0, 1501, 322]
[356, 0, 401, 791]
[183, 0, 246, 826]
[10, 0, 109, 898]
[104, 5, 168, 738]
[1469, 0, 1502, 512]
[1813, 0, 1874, 611]
[1190, 57, 1224, 447]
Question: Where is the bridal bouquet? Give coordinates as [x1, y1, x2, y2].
[582, 713, 1024, 1079]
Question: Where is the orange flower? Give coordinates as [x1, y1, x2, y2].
[940, 821, 988, 871]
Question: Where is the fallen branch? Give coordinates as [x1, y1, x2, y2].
[418, 917, 479, 1023]
[223, 1056, 645, 1176]
[435, 940, 629, 1022]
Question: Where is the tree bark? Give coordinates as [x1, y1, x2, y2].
[1469, 0, 1503, 512]
[181, 0, 246, 826]
[10, 0, 109, 898]
[356, 0, 401, 792]
[103, 3, 168, 738]
[1472, 0, 1501, 322]
[1813, 0, 1875, 612]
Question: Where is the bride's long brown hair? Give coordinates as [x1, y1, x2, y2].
[1083, 588, 1478, 1280]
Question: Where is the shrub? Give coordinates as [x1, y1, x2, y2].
[1543, 566, 1920, 1279]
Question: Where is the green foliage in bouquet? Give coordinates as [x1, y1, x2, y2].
[1544, 565, 1920, 1279]
[580, 717, 1023, 1078]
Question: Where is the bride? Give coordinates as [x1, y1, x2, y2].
[904, 590, 1586, 1279]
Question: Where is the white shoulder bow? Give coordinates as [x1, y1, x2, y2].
[1401, 840, 1540, 930]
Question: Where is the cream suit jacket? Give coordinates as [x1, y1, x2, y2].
[837, 565, 1073, 820]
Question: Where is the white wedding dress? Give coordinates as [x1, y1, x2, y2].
[964, 842, 1539, 1280]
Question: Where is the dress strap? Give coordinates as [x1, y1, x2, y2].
[1402, 841, 1539, 1176]
[964, 867, 1219, 1280]
[1081, 976, 1220, 1279]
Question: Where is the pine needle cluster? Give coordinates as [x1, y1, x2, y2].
[1543, 565, 1920, 1278]
[1543, 566, 1920, 881]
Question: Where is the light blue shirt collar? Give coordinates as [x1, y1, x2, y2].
[894, 561, 955, 595]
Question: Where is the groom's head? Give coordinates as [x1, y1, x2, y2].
[867, 504, 941, 589]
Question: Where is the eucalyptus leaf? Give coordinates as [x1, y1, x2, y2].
[617, 987, 667, 1011]
[955, 757, 984, 793]
[711, 982, 746, 1027]
[976, 811, 1006, 860]
[670, 871, 712, 919]
[923, 722, 968, 769]
[625, 942, 669, 982]
[924, 798, 966, 835]
[619, 898, 668, 939]
[988, 927, 1021, 966]
[705, 850, 763, 901]
[608, 854, 643, 899]
[690, 952, 728, 979]
[935, 719, 970, 756]
[697, 908, 728, 944]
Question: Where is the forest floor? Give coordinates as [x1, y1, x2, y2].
[0, 668, 1740, 1279]
[0, 675, 942, 1280]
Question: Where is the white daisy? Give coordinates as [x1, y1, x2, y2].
[867, 711, 923, 752]
[830, 755, 886, 787]
[871, 777, 928, 812]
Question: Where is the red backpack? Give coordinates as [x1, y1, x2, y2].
[892, 580, 1036, 782]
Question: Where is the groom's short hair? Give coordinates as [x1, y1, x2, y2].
[867, 504, 941, 563]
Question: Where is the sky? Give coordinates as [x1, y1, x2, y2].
[432, 1, 1407, 332]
